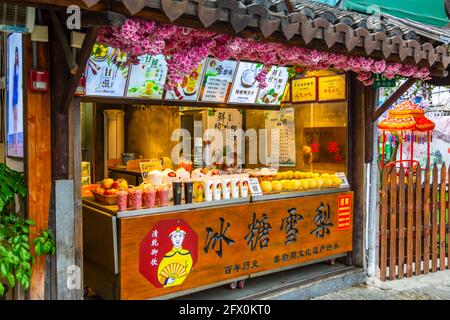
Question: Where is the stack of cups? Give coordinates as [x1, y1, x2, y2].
[118, 190, 128, 212]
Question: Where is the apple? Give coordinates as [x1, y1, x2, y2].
[96, 186, 106, 194]
[104, 189, 118, 196]
[111, 180, 120, 189]
[101, 178, 114, 189]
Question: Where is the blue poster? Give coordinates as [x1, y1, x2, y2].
[6, 33, 24, 158]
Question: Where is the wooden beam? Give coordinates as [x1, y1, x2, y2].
[371, 78, 416, 122]
[59, 25, 100, 114]
[49, 10, 78, 75]
[81, 10, 127, 27]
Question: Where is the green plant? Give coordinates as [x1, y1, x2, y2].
[0, 164, 55, 297]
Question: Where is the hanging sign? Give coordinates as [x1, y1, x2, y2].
[256, 66, 289, 105]
[85, 43, 129, 97]
[165, 60, 206, 101]
[228, 62, 262, 104]
[317, 74, 346, 102]
[198, 58, 237, 103]
[291, 77, 317, 103]
[126, 54, 168, 99]
[373, 74, 397, 88]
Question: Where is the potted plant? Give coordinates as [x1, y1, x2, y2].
[0, 163, 55, 298]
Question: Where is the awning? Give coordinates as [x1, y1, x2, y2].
[343, 0, 450, 28]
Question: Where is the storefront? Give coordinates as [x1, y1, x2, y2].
[3, 0, 450, 300]
[80, 56, 353, 299]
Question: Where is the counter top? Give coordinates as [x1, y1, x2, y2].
[251, 187, 351, 202]
[82, 187, 351, 218]
[82, 197, 251, 218]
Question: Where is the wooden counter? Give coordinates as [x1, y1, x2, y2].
[83, 188, 354, 300]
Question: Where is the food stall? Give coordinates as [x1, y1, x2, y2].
[80, 45, 353, 299]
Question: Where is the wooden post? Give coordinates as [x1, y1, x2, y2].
[423, 167, 431, 274]
[23, 35, 52, 299]
[397, 165, 405, 279]
[439, 164, 446, 271]
[415, 166, 422, 276]
[347, 73, 367, 268]
[47, 11, 97, 299]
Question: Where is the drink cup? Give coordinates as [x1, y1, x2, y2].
[172, 181, 183, 205]
[213, 178, 222, 201]
[240, 176, 249, 198]
[158, 187, 169, 206]
[118, 190, 128, 212]
[222, 177, 231, 200]
[193, 180, 204, 203]
[204, 179, 214, 202]
[184, 181, 194, 204]
[128, 189, 142, 210]
[143, 188, 156, 208]
[231, 175, 240, 198]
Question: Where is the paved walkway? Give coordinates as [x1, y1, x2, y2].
[314, 270, 450, 300]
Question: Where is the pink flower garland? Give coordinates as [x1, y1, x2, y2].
[97, 18, 432, 90]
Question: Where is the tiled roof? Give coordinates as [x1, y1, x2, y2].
[112, 0, 450, 73]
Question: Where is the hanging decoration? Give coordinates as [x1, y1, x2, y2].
[97, 18, 432, 91]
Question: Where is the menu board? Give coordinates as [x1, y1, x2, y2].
[256, 66, 289, 105]
[318, 74, 346, 102]
[164, 60, 206, 101]
[85, 43, 129, 97]
[265, 107, 296, 167]
[198, 58, 238, 103]
[228, 62, 263, 104]
[126, 54, 168, 99]
[291, 77, 317, 103]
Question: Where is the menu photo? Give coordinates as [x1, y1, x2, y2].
[198, 58, 238, 103]
[256, 66, 289, 105]
[126, 54, 168, 99]
[228, 61, 263, 104]
[165, 59, 206, 101]
[85, 43, 129, 97]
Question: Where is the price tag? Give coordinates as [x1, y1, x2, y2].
[248, 178, 263, 196]
[334, 172, 350, 188]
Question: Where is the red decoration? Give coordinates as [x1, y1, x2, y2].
[139, 218, 198, 288]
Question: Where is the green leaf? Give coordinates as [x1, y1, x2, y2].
[6, 273, 15, 288]
[35, 243, 42, 256]
[0, 263, 6, 277]
[25, 219, 35, 226]
[0, 283, 4, 297]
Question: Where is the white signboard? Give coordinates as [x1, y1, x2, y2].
[228, 61, 263, 104]
[256, 66, 289, 105]
[126, 54, 167, 99]
[85, 44, 129, 97]
[199, 58, 237, 103]
[165, 59, 206, 101]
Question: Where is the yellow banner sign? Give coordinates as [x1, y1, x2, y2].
[291, 77, 317, 103]
[318, 74, 346, 102]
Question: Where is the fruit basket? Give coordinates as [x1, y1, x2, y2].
[90, 190, 118, 205]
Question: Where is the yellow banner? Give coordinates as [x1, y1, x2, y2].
[318, 74, 346, 102]
[291, 77, 317, 103]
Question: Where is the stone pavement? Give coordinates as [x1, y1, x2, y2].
[313, 270, 450, 300]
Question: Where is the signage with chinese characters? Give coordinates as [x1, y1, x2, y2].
[85, 43, 129, 97]
[165, 59, 206, 101]
[120, 191, 353, 299]
[228, 62, 263, 104]
[126, 54, 168, 99]
[373, 74, 397, 88]
[198, 58, 237, 103]
[317, 74, 346, 102]
[291, 77, 317, 103]
[256, 66, 289, 105]
[265, 108, 296, 167]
